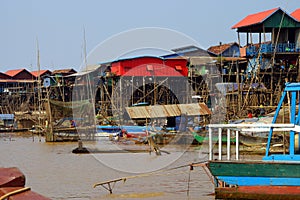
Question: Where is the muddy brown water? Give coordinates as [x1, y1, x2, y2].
[0, 133, 219, 200]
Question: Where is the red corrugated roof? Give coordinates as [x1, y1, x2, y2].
[5, 69, 26, 77]
[291, 8, 300, 21]
[232, 7, 279, 29]
[31, 70, 51, 77]
[0, 72, 11, 79]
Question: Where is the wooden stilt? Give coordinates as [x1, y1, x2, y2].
[147, 135, 161, 155]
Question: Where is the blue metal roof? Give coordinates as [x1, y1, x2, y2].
[110, 55, 165, 63]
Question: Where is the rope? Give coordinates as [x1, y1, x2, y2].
[0, 187, 31, 200]
[94, 161, 208, 189]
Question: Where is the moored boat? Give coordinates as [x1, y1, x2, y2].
[191, 130, 236, 144]
[205, 83, 300, 199]
[208, 160, 300, 199]
[0, 167, 25, 187]
[0, 167, 51, 199]
[95, 125, 122, 137]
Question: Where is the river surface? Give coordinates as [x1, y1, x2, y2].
[0, 133, 215, 200]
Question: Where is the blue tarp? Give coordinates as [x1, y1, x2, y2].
[0, 114, 14, 120]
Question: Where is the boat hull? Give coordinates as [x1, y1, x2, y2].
[0, 187, 51, 200]
[207, 161, 300, 199]
[0, 167, 50, 199]
[208, 161, 300, 179]
[0, 167, 25, 187]
[215, 185, 300, 200]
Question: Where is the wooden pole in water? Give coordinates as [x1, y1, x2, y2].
[236, 60, 241, 114]
[218, 128, 222, 160]
[46, 90, 53, 142]
[36, 38, 42, 142]
[148, 135, 161, 156]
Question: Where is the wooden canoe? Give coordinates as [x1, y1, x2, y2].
[0, 168, 25, 188]
[0, 167, 51, 200]
[0, 187, 51, 200]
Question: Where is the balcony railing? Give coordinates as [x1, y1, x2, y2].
[245, 43, 300, 57]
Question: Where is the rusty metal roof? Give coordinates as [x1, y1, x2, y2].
[125, 103, 211, 119]
[187, 56, 215, 65]
[199, 102, 213, 115]
[207, 42, 238, 55]
[52, 69, 77, 75]
[163, 104, 181, 116]
[126, 106, 150, 119]
[178, 103, 212, 116]
[147, 105, 168, 118]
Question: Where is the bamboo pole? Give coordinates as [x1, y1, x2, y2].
[236, 60, 241, 113]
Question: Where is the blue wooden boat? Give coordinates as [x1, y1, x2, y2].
[205, 83, 300, 199]
[96, 125, 122, 137]
[95, 125, 162, 137]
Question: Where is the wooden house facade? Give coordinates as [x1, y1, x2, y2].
[1, 68, 37, 95]
[224, 7, 300, 118]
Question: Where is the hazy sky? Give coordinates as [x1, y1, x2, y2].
[0, 0, 299, 72]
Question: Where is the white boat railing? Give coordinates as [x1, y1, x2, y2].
[207, 123, 295, 161]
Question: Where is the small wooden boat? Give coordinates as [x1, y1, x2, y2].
[96, 125, 122, 137]
[0, 187, 51, 200]
[0, 167, 25, 187]
[238, 132, 268, 145]
[205, 83, 300, 199]
[0, 167, 50, 199]
[191, 130, 236, 144]
[208, 160, 300, 199]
